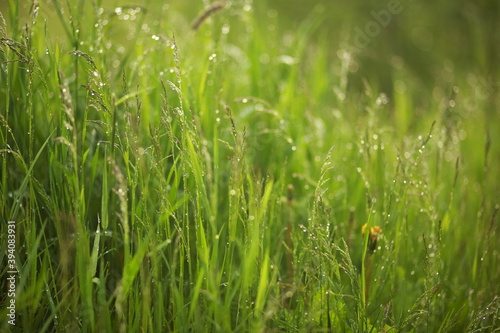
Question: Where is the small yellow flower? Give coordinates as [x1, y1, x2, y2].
[362, 224, 382, 236]
[361, 223, 383, 253]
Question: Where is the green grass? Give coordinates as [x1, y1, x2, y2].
[1, 0, 499, 332]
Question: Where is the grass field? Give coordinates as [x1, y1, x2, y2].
[1, 0, 499, 332]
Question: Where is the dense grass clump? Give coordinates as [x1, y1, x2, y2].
[1, 1, 499, 332]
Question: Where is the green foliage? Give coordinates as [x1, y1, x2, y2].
[0, 0, 499, 332]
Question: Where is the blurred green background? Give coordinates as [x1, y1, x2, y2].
[4, 0, 498, 80]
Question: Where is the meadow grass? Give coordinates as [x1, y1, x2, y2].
[0, 0, 499, 332]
